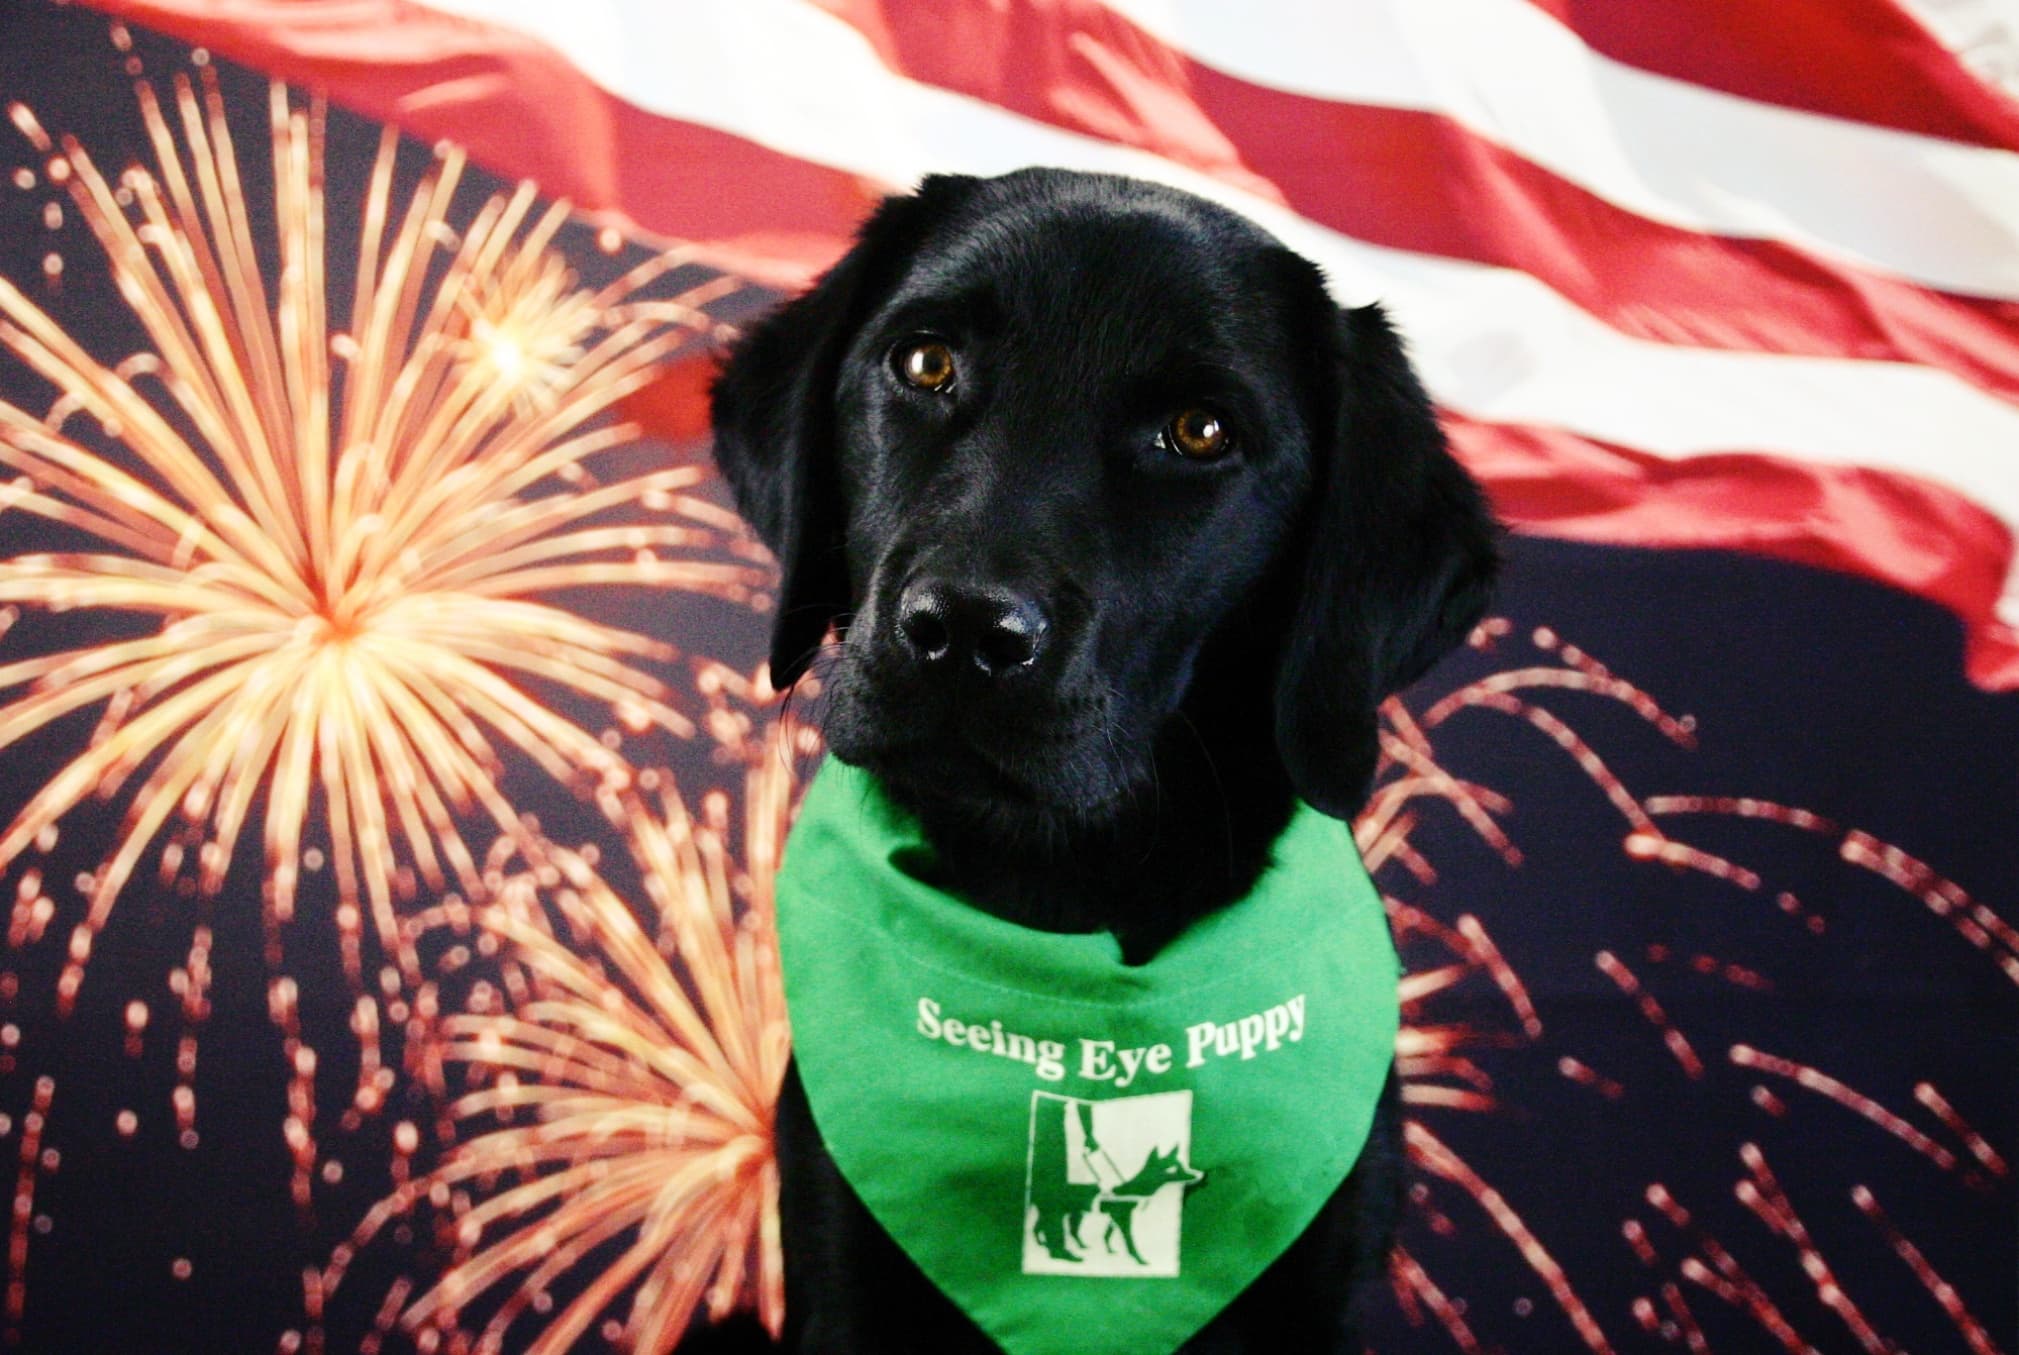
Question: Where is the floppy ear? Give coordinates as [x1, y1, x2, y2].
[710, 180, 967, 688]
[1275, 302, 1499, 818]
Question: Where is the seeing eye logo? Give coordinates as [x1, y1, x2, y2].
[1023, 1089, 1204, 1277]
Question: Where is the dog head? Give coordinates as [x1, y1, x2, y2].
[711, 169, 1495, 826]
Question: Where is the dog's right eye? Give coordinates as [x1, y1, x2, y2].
[1163, 407, 1232, 461]
[893, 339, 957, 392]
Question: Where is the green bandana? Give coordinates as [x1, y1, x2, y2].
[776, 761, 1399, 1355]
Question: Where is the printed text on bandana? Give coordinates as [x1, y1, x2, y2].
[915, 994, 1308, 1089]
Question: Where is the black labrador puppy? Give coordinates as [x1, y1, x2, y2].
[710, 168, 1496, 1354]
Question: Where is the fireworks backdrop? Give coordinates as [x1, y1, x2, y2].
[1, 5, 2015, 1354]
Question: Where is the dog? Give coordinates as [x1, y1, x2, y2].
[1096, 1145, 1205, 1267]
[710, 167, 1497, 1353]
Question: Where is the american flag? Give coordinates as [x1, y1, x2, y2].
[83, 0, 2019, 691]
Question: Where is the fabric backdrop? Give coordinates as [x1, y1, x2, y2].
[0, 2, 2014, 1352]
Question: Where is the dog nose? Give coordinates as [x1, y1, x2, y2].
[895, 578, 1048, 676]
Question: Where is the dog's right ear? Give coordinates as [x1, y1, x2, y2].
[710, 181, 963, 689]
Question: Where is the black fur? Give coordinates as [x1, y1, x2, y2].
[710, 168, 1497, 1353]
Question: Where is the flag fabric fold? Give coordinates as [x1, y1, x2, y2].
[85, 0, 2019, 686]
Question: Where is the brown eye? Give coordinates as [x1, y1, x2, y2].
[1165, 407, 1229, 460]
[895, 339, 956, 391]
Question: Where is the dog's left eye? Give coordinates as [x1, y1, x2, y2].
[893, 339, 957, 392]
[1162, 408, 1231, 461]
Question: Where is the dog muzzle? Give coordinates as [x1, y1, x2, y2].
[777, 761, 1399, 1355]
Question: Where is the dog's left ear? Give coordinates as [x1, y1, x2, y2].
[711, 181, 965, 689]
[1275, 301, 1499, 818]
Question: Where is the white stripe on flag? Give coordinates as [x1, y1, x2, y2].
[1099, 0, 2019, 302]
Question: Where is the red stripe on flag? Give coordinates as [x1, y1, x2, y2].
[1194, 97, 2019, 405]
[1445, 414, 2019, 687]
[814, 0, 2019, 403]
[1521, 0, 2019, 152]
[90, 0, 872, 287]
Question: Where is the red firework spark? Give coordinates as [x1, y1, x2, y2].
[1366, 619, 2013, 1354]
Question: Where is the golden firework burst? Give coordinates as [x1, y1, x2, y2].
[337, 684, 804, 1353]
[0, 72, 769, 1000]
